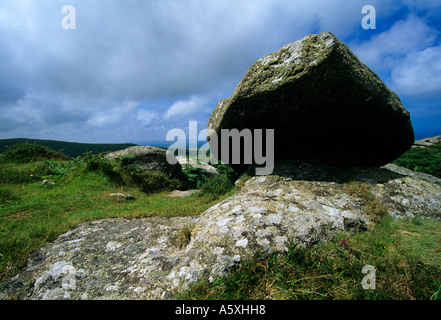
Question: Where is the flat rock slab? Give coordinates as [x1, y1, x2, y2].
[1, 162, 440, 300]
[0, 216, 199, 300]
[413, 135, 441, 148]
[167, 190, 200, 198]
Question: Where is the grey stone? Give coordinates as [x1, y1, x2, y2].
[107, 193, 134, 201]
[208, 32, 414, 170]
[167, 190, 200, 198]
[382, 163, 441, 187]
[413, 135, 441, 148]
[1, 161, 440, 300]
[105, 146, 182, 177]
[176, 156, 219, 176]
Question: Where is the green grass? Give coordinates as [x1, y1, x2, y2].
[179, 215, 441, 300]
[0, 148, 236, 284]
[1, 144, 440, 300]
[392, 142, 441, 178]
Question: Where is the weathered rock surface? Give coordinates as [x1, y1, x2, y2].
[1, 161, 440, 300]
[105, 146, 182, 177]
[208, 32, 414, 169]
[167, 189, 200, 198]
[383, 163, 441, 187]
[176, 156, 219, 176]
[413, 135, 441, 148]
[0, 217, 198, 300]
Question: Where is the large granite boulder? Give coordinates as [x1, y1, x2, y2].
[208, 32, 414, 170]
[105, 146, 182, 177]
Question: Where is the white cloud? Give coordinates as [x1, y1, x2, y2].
[402, 0, 441, 11]
[0, 0, 440, 142]
[163, 96, 209, 120]
[137, 109, 158, 126]
[87, 100, 138, 127]
[351, 14, 438, 71]
[349, 13, 441, 103]
[390, 45, 441, 99]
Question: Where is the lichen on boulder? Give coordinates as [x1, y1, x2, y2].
[105, 146, 182, 178]
[208, 32, 414, 169]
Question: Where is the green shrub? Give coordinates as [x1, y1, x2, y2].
[78, 152, 182, 193]
[129, 170, 182, 193]
[194, 163, 238, 198]
[0, 144, 69, 163]
[78, 152, 122, 183]
[214, 163, 239, 183]
[180, 162, 239, 190]
[200, 174, 234, 197]
[181, 165, 210, 189]
[0, 160, 70, 185]
[33, 160, 68, 177]
[0, 165, 33, 184]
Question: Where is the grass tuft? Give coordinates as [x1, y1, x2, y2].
[176, 225, 195, 249]
[343, 180, 388, 224]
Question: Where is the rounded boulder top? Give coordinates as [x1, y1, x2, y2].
[208, 32, 414, 169]
[105, 146, 182, 177]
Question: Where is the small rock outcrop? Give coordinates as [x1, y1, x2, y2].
[1, 161, 440, 300]
[42, 180, 55, 185]
[413, 135, 441, 148]
[208, 32, 414, 169]
[167, 190, 200, 198]
[107, 193, 134, 201]
[105, 146, 182, 177]
[176, 156, 219, 177]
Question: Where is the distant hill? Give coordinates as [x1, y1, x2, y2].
[0, 138, 138, 158]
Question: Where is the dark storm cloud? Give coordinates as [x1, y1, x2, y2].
[0, 0, 440, 142]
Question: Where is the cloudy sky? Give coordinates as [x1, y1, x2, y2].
[0, 0, 440, 144]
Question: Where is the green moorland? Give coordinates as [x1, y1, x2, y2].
[0, 138, 137, 158]
[0, 144, 237, 286]
[392, 142, 441, 179]
[0, 143, 440, 300]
